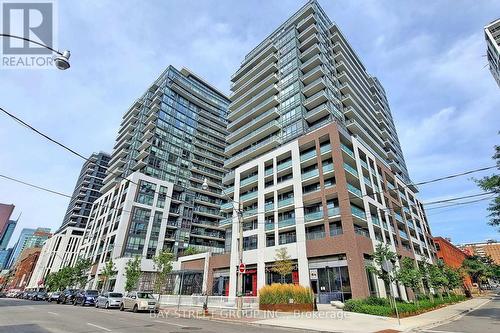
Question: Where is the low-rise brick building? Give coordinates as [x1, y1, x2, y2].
[8, 248, 41, 290]
[433, 237, 472, 290]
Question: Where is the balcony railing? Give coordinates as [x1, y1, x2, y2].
[320, 144, 331, 154]
[306, 230, 325, 240]
[277, 159, 292, 171]
[347, 183, 362, 197]
[240, 174, 258, 187]
[399, 230, 409, 240]
[343, 163, 358, 177]
[278, 218, 295, 228]
[278, 197, 294, 207]
[330, 227, 343, 236]
[240, 191, 258, 202]
[305, 210, 323, 222]
[351, 205, 366, 220]
[265, 203, 274, 212]
[328, 207, 340, 217]
[265, 222, 275, 231]
[340, 143, 355, 158]
[371, 215, 380, 226]
[300, 150, 317, 161]
[302, 168, 319, 180]
[355, 227, 370, 238]
[322, 163, 334, 173]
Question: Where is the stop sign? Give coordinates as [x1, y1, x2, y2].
[238, 263, 246, 273]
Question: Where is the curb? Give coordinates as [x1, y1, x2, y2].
[406, 298, 492, 333]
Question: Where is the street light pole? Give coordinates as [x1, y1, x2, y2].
[0, 33, 71, 70]
[201, 177, 244, 318]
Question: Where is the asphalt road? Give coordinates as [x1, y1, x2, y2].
[420, 293, 500, 333]
[0, 298, 291, 333]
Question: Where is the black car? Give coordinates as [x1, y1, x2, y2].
[33, 291, 48, 301]
[73, 290, 99, 306]
[57, 289, 78, 304]
[26, 291, 36, 300]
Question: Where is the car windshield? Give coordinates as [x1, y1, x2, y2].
[137, 293, 154, 299]
[86, 290, 98, 295]
[109, 293, 122, 298]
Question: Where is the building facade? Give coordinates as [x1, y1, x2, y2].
[27, 227, 84, 289]
[61, 152, 110, 231]
[0, 248, 13, 270]
[8, 247, 41, 290]
[0, 203, 15, 249]
[485, 18, 500, 88]
[458, 240, 500, 265]
[220, 0, 434, 302]
[7, 228, 35, 268]
[433, 237, 472, 289]
[80, 66, 230, 291]
[0, 219, 16, 250]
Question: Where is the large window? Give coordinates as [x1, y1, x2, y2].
[136, 181, 156, 206]
[124, 207, 151, 257]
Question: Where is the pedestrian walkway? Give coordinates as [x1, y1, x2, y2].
[160, 297, 492, 333]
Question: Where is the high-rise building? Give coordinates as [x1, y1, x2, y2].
[0, 248, 13, 270]
[7, 228, 35, 268]
[219, 0, 435, 301]
[0, 219, 16, 250]
[0, 203, 15, 249]
[79, 66, 229, 292]
[485, 18, 500, 88]
[23, 227, 51, 249]
[61, 152, 110, 231]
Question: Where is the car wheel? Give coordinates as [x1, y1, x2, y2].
[95, 302, 99, 308]
[133, 305, 138, 313]
[119, 303, 124, 311]
[73, 300, 77, 306]
[105, 302, 109, 309]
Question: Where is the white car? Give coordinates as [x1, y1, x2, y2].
[119, 291, 159, 313]
[95, 292, 123, 309]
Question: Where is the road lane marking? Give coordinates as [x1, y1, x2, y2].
[153, 320, 188, 328]
[87, 323, 112, 331]
[47, 311, 59, 316]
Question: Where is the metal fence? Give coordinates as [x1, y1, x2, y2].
[159, 295, 259, 309]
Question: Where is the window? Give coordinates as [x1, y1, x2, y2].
[136, 181, 156, 206]
[243, 235, 258, 250]
[279, 230, 296, 245]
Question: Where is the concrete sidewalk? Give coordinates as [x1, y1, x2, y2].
[252, 297, 491, 333]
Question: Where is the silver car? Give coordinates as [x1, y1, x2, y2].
[95, 292, 123, 309]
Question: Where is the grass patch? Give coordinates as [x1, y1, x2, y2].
[344, 294, 467, 317]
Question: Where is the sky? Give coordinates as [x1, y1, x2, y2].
[1, 0, 499, 248]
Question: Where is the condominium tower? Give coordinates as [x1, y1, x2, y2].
[79, 66, 229, 292]
[485, 18, 500, 88]
[219, 0, 435, 302]
[61, 152, 110, 231]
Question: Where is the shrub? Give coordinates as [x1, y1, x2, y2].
[364, 296, 390, 306]
[259, 284, 314, 305]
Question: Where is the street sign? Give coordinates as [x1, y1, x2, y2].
[238, 263, 246, 273]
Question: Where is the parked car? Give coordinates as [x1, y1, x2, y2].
[73, 290, 99, 306]
[120, 291, 159, 313]
[26, 291, 37, 300]
[48, 291, 61, 302]
[57, 289, 78, 304]
[96, 292, 123, 309]
[33, 291, 48, 301]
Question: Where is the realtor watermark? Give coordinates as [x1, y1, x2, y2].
[1, 0, 58, 69]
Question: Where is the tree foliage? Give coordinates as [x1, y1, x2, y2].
[271, 247, 294, 283]
[367, 243, 397, 285]
[72, 257, 91, 288]
[396, 257, 422, 299]
[462, 255, 493, 287]
[152, 250, 174, 294]
[100, 259, 116, 292]
[124, 256, 142, 292]
[474, 143, 500, 228]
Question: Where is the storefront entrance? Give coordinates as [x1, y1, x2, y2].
[310, 265, 352, 304]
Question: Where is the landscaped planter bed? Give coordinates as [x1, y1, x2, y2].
[259, 303, 313, 312]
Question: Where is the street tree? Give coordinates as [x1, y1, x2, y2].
[152, 250, 174, 296]
[396, 257, 422, 304]
[443, 265, 462, 296]
[271, 247, 294, 283]
[72, 257, 92, 288]
[124, 256, 142, 292]
[462, 255, 492, 290]
[429, 261, 449, 299]
[474, 143, 499, 228]
[100, 259, 116, 292]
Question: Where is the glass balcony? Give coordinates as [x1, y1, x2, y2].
[240, 191, 258, 201]
[302, 168, 319, 180]
[265, 203, 274, 212]
[320, 144, 331, 154]
[387, 182, 396, 190]
[354, 227, 370, 238]
[364, 177, 371, 187]
[351, 205, 366, 220]
[322, 163, 334, 173]
[403, 207, 411, 215]
[221, 202, 234, 210]
[278, 197, 294, 207]
[371, 215, 380, 226]
[347, 183, 362, 197]
[278, 218, 295, 228]
[240, 174, 258, 187]
[219, 218, 233, 227]
[360, 159, 368, 170]
[305, 210, 323, 222]
[328, 207, 340, 217]
[306, 230, 325, 240]
[399, 230, 409, 239]
[243, 208, 257, 217]
[300, 150, 317, 161]
[265, 168, 273, 176]
[407, 220, 415, 229]
[394, 212, 403, 222]
[223, 186, 234, 195]
[265, 222, 275, 231]
[340, 143, 355, 158]
[343, 163, 358, 177]
[330, 227, 343, 236]
[277, 159, 292, 171]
